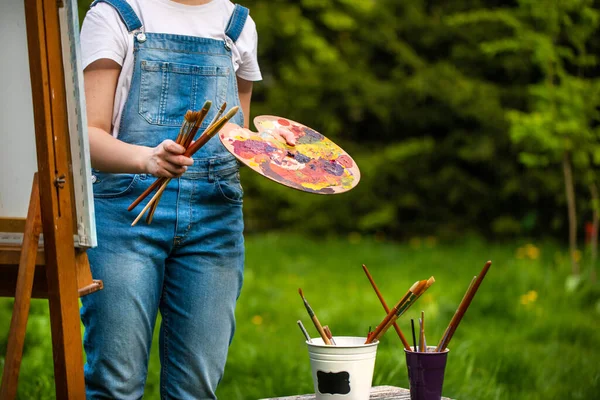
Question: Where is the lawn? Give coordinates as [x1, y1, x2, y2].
[1, 233, 599, 399]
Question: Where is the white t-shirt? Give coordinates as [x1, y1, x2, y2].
[80, 0, 262, 137]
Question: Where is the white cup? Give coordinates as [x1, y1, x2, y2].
[306, 336, 379, 400]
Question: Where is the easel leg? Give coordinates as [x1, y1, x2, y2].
[0, 174, 42, 400]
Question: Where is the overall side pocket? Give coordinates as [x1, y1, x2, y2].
[92, 170, 146, 199]
[215, 168, 244, 205]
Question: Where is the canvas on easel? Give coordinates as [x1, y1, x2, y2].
[0, 0, 101, 399]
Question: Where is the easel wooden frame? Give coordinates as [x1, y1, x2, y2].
[0, 0, 102, 398]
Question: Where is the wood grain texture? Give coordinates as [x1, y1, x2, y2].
[0, 219, 27, 234]
[23, 0, 86, 397]
[0, 175, 42, 400]
[260, 386, 453, 400]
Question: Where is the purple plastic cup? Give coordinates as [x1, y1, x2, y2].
[404, 346, 449, 400]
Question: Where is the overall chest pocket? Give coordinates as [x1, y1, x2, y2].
[139, 60, 229, 126]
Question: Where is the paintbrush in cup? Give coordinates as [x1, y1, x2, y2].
[323, 325, 336, 345]
[297, 320, 312, 343]
[365, 277, 434, 344]
[362, 264, 412, 350]
[436, 275, 476, 352]
[411, 319, 417, 352]
[365, 280, 424, 344]
[436, 261, 492, 352]
[420, 311, 426, 352]
[299, 288, 331, 345]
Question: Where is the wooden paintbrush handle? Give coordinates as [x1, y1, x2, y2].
[362, 265, 412, 350]
[312, 316, 332, 345]
[436, 261, 492, 352]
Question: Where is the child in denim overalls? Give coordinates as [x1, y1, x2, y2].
[80, 0, 264, 398]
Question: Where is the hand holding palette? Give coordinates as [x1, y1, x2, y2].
[219, 116, 360, 194]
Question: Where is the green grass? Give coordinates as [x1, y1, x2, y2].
[2, 233, 600, 399]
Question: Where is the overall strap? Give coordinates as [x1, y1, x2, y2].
[225, 4, 249, 43]
[90, 0, 142, 33]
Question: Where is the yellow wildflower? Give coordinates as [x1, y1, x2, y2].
[525, 244, 540, 260]
[520, 290, 538, 305]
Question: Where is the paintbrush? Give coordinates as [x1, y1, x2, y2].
[365, 280, 424, 344]
[362, 264, 411, 350]
[297, 320, 312, 343]
[299, 288, 331, 345]
[128, 101, 212, 213]
[146, 102, 220, 223]
[411, 319, 417, 352]
[436, 275, 476, 352]
[131, 106, 239, 226]
[365, 276, 435, 344]
[206, 102, 227, 130]
[323, 326, 336, 345]
[418, 318, 423, 352]
[420, 311, 425, 352]
[145, 108, 208, 223]
[436, 261, 492, 352]
[184, 106, 239, 156]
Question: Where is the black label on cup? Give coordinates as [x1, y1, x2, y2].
[316, 371, 350, 395]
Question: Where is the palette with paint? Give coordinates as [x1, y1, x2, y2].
[219, 116, 360, 194]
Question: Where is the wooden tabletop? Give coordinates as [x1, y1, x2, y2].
[260, 385, 453, 399]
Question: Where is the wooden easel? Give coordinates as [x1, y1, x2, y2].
[0, 0, 102, 398]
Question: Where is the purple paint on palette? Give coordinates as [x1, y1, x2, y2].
[318, 158, 345, 176]
[297, 127, 323, 145]
[294, 152, 311, 164]
[231, 139, 276, 158]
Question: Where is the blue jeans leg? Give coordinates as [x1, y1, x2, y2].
[158, 174, 244, 400]
[81, 178, 174, 399]
[82, 241, 166, 399]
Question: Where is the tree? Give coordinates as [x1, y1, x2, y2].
[448, 0, 600, 274]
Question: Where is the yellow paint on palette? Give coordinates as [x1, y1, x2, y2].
[219, 115, 361, 194]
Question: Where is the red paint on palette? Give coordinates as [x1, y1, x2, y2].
[219, 115, 361, 194]
[336, 155, 353, 168]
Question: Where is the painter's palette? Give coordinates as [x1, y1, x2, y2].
[220, 116, 360, 194]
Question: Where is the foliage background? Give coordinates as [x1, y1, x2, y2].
[70, 0, 600, 243]
[2, 0, 600, 399]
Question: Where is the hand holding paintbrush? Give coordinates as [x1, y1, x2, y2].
[129, 103, 239, 226]
[144, 105, 211, 224]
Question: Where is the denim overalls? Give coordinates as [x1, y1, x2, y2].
[81, 1, 247, 398]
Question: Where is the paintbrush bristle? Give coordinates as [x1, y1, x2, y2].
[298, 288, 304, 298]
[202, 100, 212, 110]
[184, 110, 194, 121]
[223, 106, 239, 120]
[426, 276, 435, 288]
